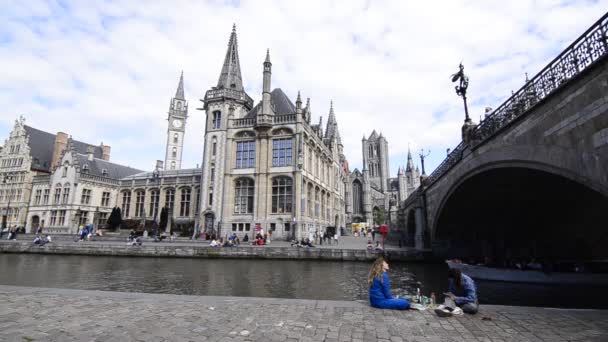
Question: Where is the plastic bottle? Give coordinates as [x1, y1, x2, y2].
[431, 292, 436, 306]
[416, 288, 421, 303]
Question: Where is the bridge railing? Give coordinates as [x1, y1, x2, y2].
[425, 13, 608, 188]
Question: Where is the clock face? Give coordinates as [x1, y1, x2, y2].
[172, 119, 182, 128]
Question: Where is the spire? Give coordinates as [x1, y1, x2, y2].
[296, 91, 302, 110]
[398, 166, 404, 176]
[217, 24, 243, 91]
[325, 100, 337, 140]
[175, 71, 185, 99]
[406, 148, 415, 172]
[265, 48, 271, 63]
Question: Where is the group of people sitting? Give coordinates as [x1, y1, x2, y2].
[366, 240, 384, 251]
[1, 226, 21, 240]
[77, 224, 102, 241]
[368, 257, 478, 316]
[210, 233, 241, 247]
[33, 234, 52, 246]
[290, 238, 314, 248]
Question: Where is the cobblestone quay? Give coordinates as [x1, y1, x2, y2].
[0, 237, 430, 262]
[1, 285, 607, 342]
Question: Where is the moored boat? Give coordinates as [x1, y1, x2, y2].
[446, 260, 608, 285]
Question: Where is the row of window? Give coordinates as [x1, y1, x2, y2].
[303, 180, 334, 221]
[235, 138, 292, 169]
[304, 145, 335, 186]
[230, 222, 291, 232]
[49, 210, 66, 226]
[121, 188, 200, 218]
[0, 189, 22, 202]
[0, 173, 25, 183]
[7, 144, 21, 154]
[1, 158, 24, 168]
[233, 177, 293, 215]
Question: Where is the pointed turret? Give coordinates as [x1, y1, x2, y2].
[217, 24, 243, 91]
[406, 148, 415, 172]
[296, 91, 302, 111]
[397, 166, 404, 176]
[261, 49, 273, 117]
[324, 100, 337, 141]
[175, 71, 185, 99]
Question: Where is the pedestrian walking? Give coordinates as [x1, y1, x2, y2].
[334, 233, 339, 245]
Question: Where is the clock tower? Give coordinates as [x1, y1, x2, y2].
[165, 72, 188, 170]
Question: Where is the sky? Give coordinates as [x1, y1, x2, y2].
[1, 0, 606, 176]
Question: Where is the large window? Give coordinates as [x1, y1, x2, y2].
[353, 180, 363, 214]
[101, 192, 111, 207]
[180, 187, 191, 217]
[62, 185, 70, 204]
[212, 111, 221, 129]
[58, 210, 66, 226]
[43, 189, 49, 204]
[81, 189, 91, 205]
[34, 189, 41, 205]
[135, 190, 145, 217]
[234, 178, 254, 214]
[165, 189, 175, 211]
[272, 138, 293, 167]
[272, 177, 293, 213]
[50, 210, 57, 226]
[121, 191, 131, 217]
[307, 184, 313, 217]
[53, 186, 61, 204]
[149, 190, 159, 218]
[235, 141, 255, 168]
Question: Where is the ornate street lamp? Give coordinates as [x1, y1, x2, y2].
[451, 63, 471, 123]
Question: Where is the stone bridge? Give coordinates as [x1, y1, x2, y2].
[400, 14, 608, 261]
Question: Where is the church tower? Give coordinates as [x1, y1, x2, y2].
[199, 25, 253, 233]
[362, 130, 390, 191]
[165, 72, 188, 170]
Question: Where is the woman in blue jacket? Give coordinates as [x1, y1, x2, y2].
[368, 257, 410, 310]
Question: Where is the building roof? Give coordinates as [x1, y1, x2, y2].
[244, 88, 296, 118]
[76, 154, 143, 179]
[120, 167, 201, 181]
[217, 24, 243, 91]
[24, 125, 103, 172]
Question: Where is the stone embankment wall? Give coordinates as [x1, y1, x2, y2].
[0, 242, 429, 262]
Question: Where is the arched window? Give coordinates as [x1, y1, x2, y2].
[121, 191, 131, 217]
[176, 101, 182, 110]
[212, 111, 221, 129]
[62, 183, 70, 204]
[234, 178, 254, 214]
[165, 188, 175, 211]
[62, 161, 69, 177]
[149, 189, 160, 218]
[53, 183, 62, 204]
[135, 190, 145, 217]
[173, 133, 179, 144]
[353, 180, 363, 214]
[321, 190, 326, 220]
[172, 147, 177, 158]
[171, 161, 176, 170]
[315, 187, 320, 218]
[180, 187, 191, 216]
[307, 184, 313, 217]
[272, 177, 292, 213]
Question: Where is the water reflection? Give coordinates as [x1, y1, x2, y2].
[0, 254, 606, 308]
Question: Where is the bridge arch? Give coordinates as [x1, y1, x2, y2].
[432, 160, 608, 261]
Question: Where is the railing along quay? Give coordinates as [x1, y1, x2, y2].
[425, 13, 608, 187]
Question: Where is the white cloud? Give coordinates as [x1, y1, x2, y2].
[0, 0, 606, 174]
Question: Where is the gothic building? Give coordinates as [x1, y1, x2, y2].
[0, 116, 113, 231]
[198, 26, 349, 239]
[346, 131, 420, 229]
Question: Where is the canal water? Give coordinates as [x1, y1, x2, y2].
[0, 254, 606, 309]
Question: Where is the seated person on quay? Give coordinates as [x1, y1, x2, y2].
[438, 268, 478, 315]
[368, 257, 410, 310]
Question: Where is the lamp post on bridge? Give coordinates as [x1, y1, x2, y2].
[419, 149, 430, 176]
[451, 63, 471, 123]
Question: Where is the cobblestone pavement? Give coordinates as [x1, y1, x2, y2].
[1, 285, 607, 342]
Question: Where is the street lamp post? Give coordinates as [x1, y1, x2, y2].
[451, 63, 471, 123]
[419, 149, 430, 176]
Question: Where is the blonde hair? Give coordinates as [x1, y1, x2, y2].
[368, 257, 385, 287]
